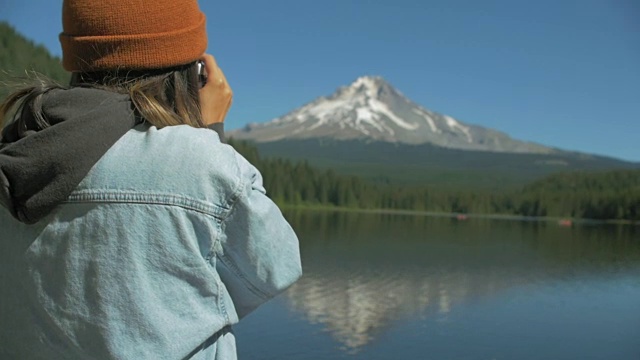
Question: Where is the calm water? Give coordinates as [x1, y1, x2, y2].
[235, 210, 640, 360]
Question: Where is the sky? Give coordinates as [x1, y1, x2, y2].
[2, 0, 639, 161]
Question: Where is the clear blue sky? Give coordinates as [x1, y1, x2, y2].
[2, 0, 639, 161]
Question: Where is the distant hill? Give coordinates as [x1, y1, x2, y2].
[0, 21, 69, 100]
[243, 138, 640, 190]
[518, 169, 640, 219]
[229, 140, 640, 221]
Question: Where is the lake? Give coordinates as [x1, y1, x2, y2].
[235, 210, 640, 360]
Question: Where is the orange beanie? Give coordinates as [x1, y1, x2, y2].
[60, 0, 207, 72]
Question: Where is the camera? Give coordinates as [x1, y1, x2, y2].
[196, 60, 207, 88]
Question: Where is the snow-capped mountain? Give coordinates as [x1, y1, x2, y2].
[230, 76, 555, 153]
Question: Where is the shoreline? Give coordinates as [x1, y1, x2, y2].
[279, 204, 640, 226]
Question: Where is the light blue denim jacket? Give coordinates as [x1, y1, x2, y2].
[0, 123, 302, 359]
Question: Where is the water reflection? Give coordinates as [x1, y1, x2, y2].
[283, 210, 640, 352]
[286, 265, 548, 351]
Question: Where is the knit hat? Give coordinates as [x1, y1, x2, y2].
[60, 0, 207, 72]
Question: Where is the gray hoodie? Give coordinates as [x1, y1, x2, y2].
[0, 87, 224, 224]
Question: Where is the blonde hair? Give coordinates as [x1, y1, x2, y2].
[0, 63, 204, 135]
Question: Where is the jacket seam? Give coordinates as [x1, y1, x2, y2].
[217, 253, 271, 300]
[215, 151, 272, 300]
[65, 190, 227, 219]
[219, 148, 245, 221]
[204, 246, 231, 325]
[216, 268, 231, 324]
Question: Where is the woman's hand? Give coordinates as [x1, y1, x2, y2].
[198, 54, 233, 126]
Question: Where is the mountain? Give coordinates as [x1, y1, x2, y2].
[230, 76, 554, 154]
[229, 75, 639, 188]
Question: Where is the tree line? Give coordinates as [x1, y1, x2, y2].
[229, 139, 640, 221]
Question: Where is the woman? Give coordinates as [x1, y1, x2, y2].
[0, 0, 302, 359]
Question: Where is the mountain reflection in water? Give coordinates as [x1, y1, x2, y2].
[281, 210, 640, 353]
[287, 269, 517, 351]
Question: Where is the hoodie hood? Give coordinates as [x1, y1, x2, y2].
[0, 87, 139, 224]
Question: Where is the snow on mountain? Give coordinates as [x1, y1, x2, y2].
[230, 76, 555, 154]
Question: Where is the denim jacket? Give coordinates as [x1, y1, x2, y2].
[0, 121, 302, 359]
